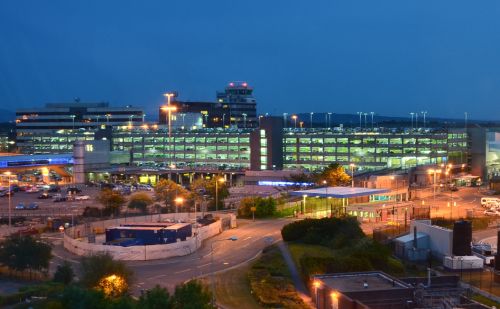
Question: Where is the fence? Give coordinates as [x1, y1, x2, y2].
[63, 212, 235, 261]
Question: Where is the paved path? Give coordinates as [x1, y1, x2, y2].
[277, 241, 313, 307]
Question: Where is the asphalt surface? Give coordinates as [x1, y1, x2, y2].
[0, 187, 100, 218]
[48, 218, 291, 294]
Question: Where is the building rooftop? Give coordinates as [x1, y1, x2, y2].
[291, 186, 390, 198]
[315, 272, 411, 293]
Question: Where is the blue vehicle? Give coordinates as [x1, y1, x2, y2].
[15, 203, 25, 210]
[27, 203, 39, 210]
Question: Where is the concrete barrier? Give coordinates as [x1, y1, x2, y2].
[63, 212, 235, 260]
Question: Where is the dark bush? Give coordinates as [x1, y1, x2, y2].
[281, 217, 364, 248]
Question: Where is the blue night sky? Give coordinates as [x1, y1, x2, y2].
[1, 1, 500, 120]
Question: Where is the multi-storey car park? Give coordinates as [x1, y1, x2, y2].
[14, 120, 468, 174]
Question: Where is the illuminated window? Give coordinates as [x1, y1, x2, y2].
[85, 144, 94, 152]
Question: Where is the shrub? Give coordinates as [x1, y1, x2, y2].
[238, 197, 277, 218]
[281, 217, 364, 248]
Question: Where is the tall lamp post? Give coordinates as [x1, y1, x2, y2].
[161, 102, 177, 168]
[322, 180, 328, 218]
[349, 163, 356, 188]
[428, 168, 442, 202]
[174, 197, 184, 221]
[211, 236, 238, 306]
[215, 177, 225, 212]
[292, 115, 298, 129]
[4, 171, 12, 232]
[310, 112, 314, 128]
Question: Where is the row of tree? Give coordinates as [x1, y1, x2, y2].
[92, 177, 229, 217]
[289, 163, 352, 186]
[0, 235, 52, 278]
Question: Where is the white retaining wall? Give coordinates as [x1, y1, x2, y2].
[64, 213, 234, 261]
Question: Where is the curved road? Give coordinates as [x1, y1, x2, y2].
[49, 218, 290, 294]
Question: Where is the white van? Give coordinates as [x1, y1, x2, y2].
[481, 197, 500, 206]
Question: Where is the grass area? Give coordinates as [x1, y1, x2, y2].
[471, 294, 500, 307]
[287, 243, 335, 274]
[203, 264, 262, 309]
[249, 245, 309, 309]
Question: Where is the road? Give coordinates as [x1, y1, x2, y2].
[413, 187, 486, 219]
[48, 218, 291, 294]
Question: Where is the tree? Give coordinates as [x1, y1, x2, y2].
[190, 177, 229, 210]
[0, 235, 52, 277]
[139, 285, 173, 309]
[316, 163, 351, 186]
[154, 179, 190, 212]
[97, 189, 126, 216]
[53, 261, 75, 285]
[172, 280, 214, 309]
[80, 253, 134, 296]
[238, 197, 277, 218]
[288, 172, 314, 186]
[128, 192, 153, 213]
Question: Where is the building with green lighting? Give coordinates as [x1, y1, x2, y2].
[15, 117, 468, 174]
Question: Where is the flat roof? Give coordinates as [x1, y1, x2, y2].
[290, 186, 390, 198]
[0, 153, 73, 168]
[315, 272, 410, 292]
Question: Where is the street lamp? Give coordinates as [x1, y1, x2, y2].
[421, 111, 427, 129]
[349, 163, 356, 188]
[4, 171, 13, 232]
[428, 168, 442, 202]
[174, 196, 184, 220]
[215, 177, 225, 212]
[291, 115, 298, 129]
[211, 236, 238, 306]
[323, 180, 328, 217]
[160, 104, 177, 166]
[283, 112, 288, 128]
[242, 113, 247, 128]
[105, 113, 111, 124]
[390, 175, 399, 202]
[70, 114, 76, 129]
[357, 112, 362, 129]
[328, 112, 333, 128]
[310, 112, 314, 128]
[410, 112, 414, 130]
[370, 112, 375, 130]
[313, 280, 321, 305]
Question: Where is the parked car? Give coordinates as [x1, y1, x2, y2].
[53, 195, 67, 203]
[27, 203, 39, 210]
[74, 195, 90, 201]
[484, 209, 500, 216]
[38, 192, 52, 199]
[0, 190, 14, 197]
[67, 187, 82, 194]
[26, 187, 40, 193]
[48, 185, 61, 193]
[15, 203, 26, 210]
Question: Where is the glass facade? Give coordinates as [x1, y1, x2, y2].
[282, 129, 468, 172]
[17, 126, 468, 173]
[112, 127, 252, 170]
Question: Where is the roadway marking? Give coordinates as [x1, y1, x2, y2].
[147, 274, 166, 281]
[174, 268, 192, 274]
[243, 236, 252, 241]
[197, 263, 210, 268]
